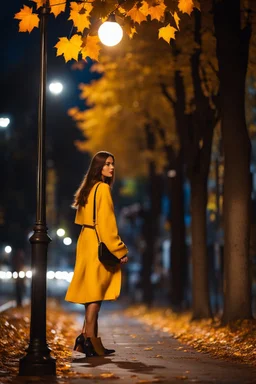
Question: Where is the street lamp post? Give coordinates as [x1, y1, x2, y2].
[19, 0, 56, 376]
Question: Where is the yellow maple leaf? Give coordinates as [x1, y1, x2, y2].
[50, 0, 66, 17]
[148, 2, 166, 21]
[129, 26, 137, 38]
[81, 35, 101, 62]
[139, 1, 150, 17]
[173, 11, 180, 30]
[32, 0, 44, 10]
[14, 5, 39, 33]
[55, 34, 82, 62]
[127, 6, 147, 24]
[158, 24, 177, 43]
[69, 2, 92, 33]
[178, 0, 194, 15]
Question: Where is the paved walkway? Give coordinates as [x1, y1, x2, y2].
[11, 302, 256, 384]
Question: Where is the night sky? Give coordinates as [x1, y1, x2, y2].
[0, 1, 98, 248]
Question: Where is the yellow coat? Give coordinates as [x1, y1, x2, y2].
[65, 182, 128, 304]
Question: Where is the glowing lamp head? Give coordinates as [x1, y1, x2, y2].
[98, 18, 123, 47]
[49, 82, 63, 95]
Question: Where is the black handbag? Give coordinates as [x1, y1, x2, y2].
[93, 183, 120, 267]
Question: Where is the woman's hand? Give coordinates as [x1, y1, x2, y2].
[120, 255, 128, 264]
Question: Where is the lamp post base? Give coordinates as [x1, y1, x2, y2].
[19, 343, 56, 376]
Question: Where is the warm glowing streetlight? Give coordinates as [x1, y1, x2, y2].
[49, 81, 63, 95]
[98, 15, 123, 47]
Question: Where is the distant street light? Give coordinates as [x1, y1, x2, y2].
[49, 81, 63, 95]
[4, 245, 12, 254]
[0, 117, 10, 128]
[56, 228, 65, 237]
[63, 237, 72, 246]
[98, 14, 123, 47]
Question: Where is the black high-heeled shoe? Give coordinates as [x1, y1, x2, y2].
[98, 337, 115, 355]
[84, 337, 99, 357]
[74, 334, 115, 356]
[103, 347, 115, 355]
[73, 333, 85, 352]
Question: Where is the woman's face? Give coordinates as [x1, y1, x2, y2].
[101, 156, 114, 179]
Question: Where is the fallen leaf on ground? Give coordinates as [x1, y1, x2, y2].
[99, 372, 119, 379]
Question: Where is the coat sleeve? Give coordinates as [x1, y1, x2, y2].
[97, 183, 128, 259]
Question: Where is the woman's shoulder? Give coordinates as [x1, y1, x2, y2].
[90, 182, 111, 199]
[99, 182, 110, 190]
[97, 182, 111, 198]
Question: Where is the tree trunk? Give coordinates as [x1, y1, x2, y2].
[169, 149, 187, 309]
[141, 124, 163, 307]
[213, 0, 252, 322]
[190, 175, 212, 318]
[155, 122, 187, 310]
[174, 68, 213, 318]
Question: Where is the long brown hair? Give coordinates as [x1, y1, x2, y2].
[72, 151, 115, 207]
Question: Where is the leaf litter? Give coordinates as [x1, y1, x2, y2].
[0, 299, 120, 383]
[125, 305, 256, 367]
[1, 299, 255, 384]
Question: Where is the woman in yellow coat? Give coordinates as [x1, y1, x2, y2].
[65, 151, 128, 357]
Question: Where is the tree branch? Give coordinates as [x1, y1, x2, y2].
[160, 82, 175, 107]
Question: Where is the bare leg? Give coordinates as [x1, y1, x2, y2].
[81, 310, 98, 336]
[82, 305, 86, 334]
[85, 301, 101, 337]
[94, 314, 98, 337]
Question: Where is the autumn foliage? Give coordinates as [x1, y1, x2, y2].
[14, 0, 197, 62]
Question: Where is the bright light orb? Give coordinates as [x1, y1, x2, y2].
[4, 246, 12, 254]
[47, 271, 55, 279]
[98, 21, 123, 47]
[57, 228, 65, 237]
[63, 237, 72, 246]
[0, 118, 10, 128]
[49, 82, 63, 95]
[26, 270, 32, 278]
[6, 271, 12, 279]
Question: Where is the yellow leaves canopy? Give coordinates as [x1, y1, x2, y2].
[15, 0, 196, 60]
[14, 5, 39, 33]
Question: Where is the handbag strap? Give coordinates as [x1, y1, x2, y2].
[93, 182, 102, 243]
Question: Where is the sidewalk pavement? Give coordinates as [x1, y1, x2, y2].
[10, 301, 256, 384]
